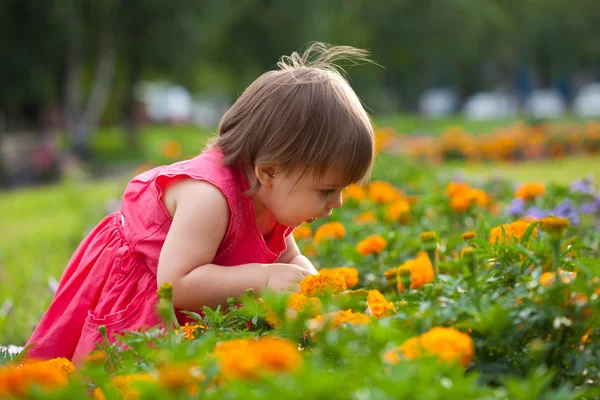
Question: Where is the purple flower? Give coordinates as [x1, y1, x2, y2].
[570, 175, 594, 195]
[580, 202, 598, 215]
[507, 198, 525, 217]
[553, 200, 579, 226]
[525, 207, 551, 220]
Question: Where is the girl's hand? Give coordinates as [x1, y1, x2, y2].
[266, 263, 313, 293]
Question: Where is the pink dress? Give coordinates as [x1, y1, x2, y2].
[25, 148, 293, 362]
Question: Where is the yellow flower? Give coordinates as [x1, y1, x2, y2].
[368, 181, 403, 204]
[314, 222, 346, 245]
[461, 231, 477, 241]
[384, 327, 474, 368]
[515, 182, 546, 201]
[179, 322, 207, 340]
[354, 211, 377, 225]
[396, 252, 435, 292]
[300, 273, 347, 297]
[450, 188, 490, 212]
[489, 220, 536, 244]
[366, 290, 396, 318]
[538, 216, 570, 234]
[292, 223, 312, 240]
[213, 336, 302, 380]
[356, 235, 388, 256]
[385, 200, 411, 224]
[84, 350, 106, 367]
[319, 267, 359, 288]
[343, 184, 368, 202]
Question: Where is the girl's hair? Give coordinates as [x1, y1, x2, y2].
[212, 42, 375, 193]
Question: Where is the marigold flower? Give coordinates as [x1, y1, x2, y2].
[396, 252, 435, 292]
[385, 200, 411, 224]
[368, 181, 403, 204]
[286, 293, 322, 317]
[461, 231, 477, 241]
[450, 188, 490, 212]
[309, 309, 371, 332]
[489, 220, 536, 244]
[314, 222, 346, 245]
[384, 327, 474, 368]
[179, 322, 207, 340]
[539, 270, 576, 287]
[356, 235, 388, 256]
[0, 359, 72, 398]
[161, 139, 182, 160]
[538, 216, 570, 234]
[445, 182, 470, 198]
[515, 182, 546, 201]
[213, 337, 302, 380]
[354, 211, 377, 225]
[374, 128, 395, 153]
[292, 223, 312, 240]
[94, 372, 156, 400]
[343, 184, 368, 202]
[366, 290, 396, 318]
[156, 363, 204, 390]
[84, 350, 106, 367]
[383, 267, 398, 283]
[300, 273, 347, 297]
[319, 267, 359, 288]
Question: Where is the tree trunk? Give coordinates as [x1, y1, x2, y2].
[64, 29, 116, 162]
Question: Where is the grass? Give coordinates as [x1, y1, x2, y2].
[0, 178, 126, 345]
[1, 118, 598, 345]
[450, 156, 600, 185]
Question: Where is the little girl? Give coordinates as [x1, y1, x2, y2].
[26, 43, 375, 361]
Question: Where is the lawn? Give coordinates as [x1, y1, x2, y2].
[1, 119, 598, 346]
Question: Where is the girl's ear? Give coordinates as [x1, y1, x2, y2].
[254, 164, 277, 188]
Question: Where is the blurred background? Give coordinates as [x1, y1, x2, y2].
[1, 0, 600, 188]
[1, 0, 600, 347]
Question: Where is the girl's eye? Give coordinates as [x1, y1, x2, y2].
[321, 189, 335, 196]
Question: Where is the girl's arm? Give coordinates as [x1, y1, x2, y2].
[277, 234, 319, 275]
[157, 179, 310, 310]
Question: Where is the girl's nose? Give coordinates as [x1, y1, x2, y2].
[328, 192, 343, 209]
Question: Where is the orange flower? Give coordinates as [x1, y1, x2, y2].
[213, 336, 302, 380]
[450, 188, 490, 213]
[309, 309, 371, 332]
[383, 267, 398, 283]
[374, 128, 396, 153]
[286, 293, 322, 317]
[179, 322, 207, 340]
[385, 200, 411, 224]
[160, 139, 182, 160]
[356, 235, 388, 256]
[445, 182, 470, 198]
[368, 181, 403, 204]
[489, 220, 536, 244]
[396, 252, 435, 292]
[354, 211, 377, 225]
[94, 373, 156, 400]
[343, 184, 368, 202]
[300, 273, 347, 297]
[319, 267, 359, 288]
[366, 290, 396, 318]
[0, 357, 77, 398]
[292, 223, 312, 240]
[314, 222, 346, 245]
[156, 362, 205, 391]
[515, 182, 545, 201]
[384, 327, 474, 368]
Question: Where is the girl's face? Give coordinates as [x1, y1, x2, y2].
[254, 165, 347, 227]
